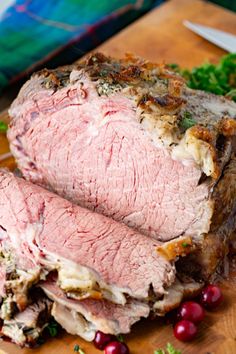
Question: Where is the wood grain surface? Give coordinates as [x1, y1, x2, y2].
[1, 0, 236, 353]
[98, 0, 236, 67]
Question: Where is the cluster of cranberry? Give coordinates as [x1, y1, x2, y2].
[173, 284, 223, 341]
[93, 332, 129, 354]
[92, 284, 223, 353]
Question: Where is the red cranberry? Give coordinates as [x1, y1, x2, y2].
[104, 341, 129, 354]
[177, 301, 205, 324]
[93, 331, 115, 350]
[174, 320, 197, 342]
[200, 284, 223, 310]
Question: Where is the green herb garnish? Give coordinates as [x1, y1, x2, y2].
[46, 320, 59, 337]
[154, 349, 165, 354]
[167, 63, 180, 71]
[154, 342, 181, 354]
[116, 334, 124, 342]
[179, 111, 196, 131]
[74, 344, 80, 352]
[166, 342, 182, 354]
[0, 121, 8, 133]
[74, 344, 85, 354]
[182, 242, 190, 248]
[170, 53, 236, 101]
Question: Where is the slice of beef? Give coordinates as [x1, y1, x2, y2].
[40, 277, 200, 340]
[0, 171, 202, 344]
[0, 170, 175, 306]
[40, 279, 150, 340]
[8, 53, 236, 280]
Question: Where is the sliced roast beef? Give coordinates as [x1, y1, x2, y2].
[40, 279, 150, 341]
[8, 53, 236, 280]
[0, 170, 175, 306]
[37, 196, 174, 303]
[1, 170, 201, 345]
[40, 274, 202, 340]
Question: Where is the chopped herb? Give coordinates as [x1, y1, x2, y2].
[46, 320, 59, 337]
[154, 349, 165, 354]
[182, 242, 190, 248]
[179, 111, 196, 131]
[74, 344, 85, 354]
[170, 53, 236, 101]
[166, 343, 182, 354]
[154, 343, 181, 354]
[116, 334, 124, 342]
[167, 63, 180, 71]
[0, 121, 8, 133]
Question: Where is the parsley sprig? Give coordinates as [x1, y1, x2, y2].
[0, 121, 8, 133]
[182, 242, 190, 248]
[116, 334, 124, 342]
[169, 53, 236, 101]
[154, 342, 182, 354]
[74, 344, 85, 353]
[46, 319, 59, 337]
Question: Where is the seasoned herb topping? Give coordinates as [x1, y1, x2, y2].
[179, 111, 196, 131]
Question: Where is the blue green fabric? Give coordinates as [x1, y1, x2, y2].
[0, 0, 154, 89]
[210, 1, 236, 12]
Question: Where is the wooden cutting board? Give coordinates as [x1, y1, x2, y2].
[1, 0, 236, 353]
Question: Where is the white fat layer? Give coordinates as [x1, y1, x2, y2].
[172, 130, 215, 177]
[153, 280, 184, 315]
[52, 302, 96, 341]
[1, 322, 26, 346]
[0, 296, 14, 320]
[153, 279, 202, 315]
[137, 106, 226, 178]
[3, 223, 42, 268]
[40, 249, 128, 305]
[8, 223, 133, 305]
[203, 99, 236, 118]
[42, 285, 145, 339]
[1, 321, 44, 346]
[139, 112, 179, 149]
[187, 200, 214, 240]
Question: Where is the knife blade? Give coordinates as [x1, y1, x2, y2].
[183, 20, 236, 53]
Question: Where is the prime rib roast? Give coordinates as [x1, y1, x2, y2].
[2, 52, 236, 345]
